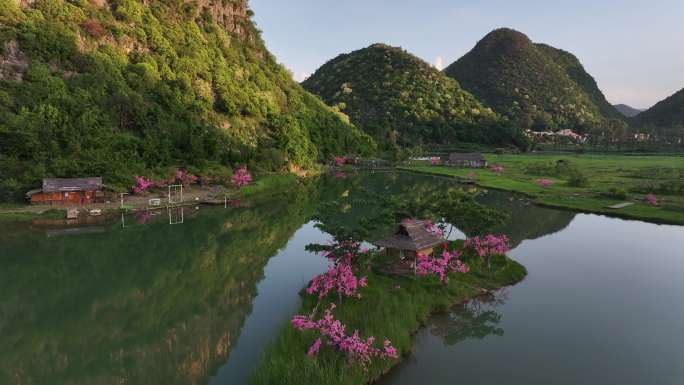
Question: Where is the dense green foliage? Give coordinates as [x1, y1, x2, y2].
[302, 44, 527, 150]
[633, 87, 684, 141]
[536, 44, 624, 121]
[0, 0, 375, 200]
[444, 28, 623, 132]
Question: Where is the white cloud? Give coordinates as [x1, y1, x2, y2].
[434, 56, 444, 71]
[293, 71, 311, 83]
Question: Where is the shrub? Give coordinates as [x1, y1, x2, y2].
[566, 171, 589, 187]
[606, 187, 627, 200]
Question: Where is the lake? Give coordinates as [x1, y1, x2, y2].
[1, 172, 683, 385]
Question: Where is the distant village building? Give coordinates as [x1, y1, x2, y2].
[448, 153, 488, 168]
[524, 128, 587, 144]
[26, 177, 104, 204]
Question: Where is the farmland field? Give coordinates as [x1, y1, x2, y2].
[403, 154, 684, 224]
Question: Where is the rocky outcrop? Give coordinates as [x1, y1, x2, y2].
[0, 40, 29, 82]
[191, 0, 251, 37]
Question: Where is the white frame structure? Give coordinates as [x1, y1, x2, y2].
[168, 206, 184, 225]
[168, 184, 183, 205]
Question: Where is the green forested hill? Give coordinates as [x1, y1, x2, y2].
[634, 88, 684, 134]
[444, 28, 620, 132]
[536, 44, 624, 121]
[302, 44, 526, 149]
[0, 0, 374, 200]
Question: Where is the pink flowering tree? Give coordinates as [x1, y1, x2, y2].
[293, 239, 398, 365]
[335, 156, 347, 167]
[231, 166, 253, 188]
[174, 169, 200, 186]
[537, 178, 554, 188]
[132, 176, 154, 195]
[305, 239, 370, 300]
[292, 304, 398, 365]
[464, 234, 511, 269]
[307, 263, 368, 300]
[490, 165, 504, 174]
[645, 193, 659, 206]
[416, 248, 470, 283]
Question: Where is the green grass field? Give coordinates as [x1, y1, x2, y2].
[251, 251, 526, 385]
[403, 154, 684, 224]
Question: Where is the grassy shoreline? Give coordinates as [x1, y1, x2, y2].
[251, 251, 527, 385]
[400, 154, 684, 225]
[0, 173, 304, 223]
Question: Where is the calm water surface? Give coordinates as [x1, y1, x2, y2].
[1, 173, 683, 385]
[380, 214, 684, 385]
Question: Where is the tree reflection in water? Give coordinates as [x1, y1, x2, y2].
[428, 290, 508, 346]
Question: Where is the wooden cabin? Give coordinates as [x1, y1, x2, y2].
[26, 177, 104, 205]
[448, 153, 487, 168]
[374, 219, 444, 259]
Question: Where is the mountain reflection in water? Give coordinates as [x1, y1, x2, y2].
[0, 172, 578, 385]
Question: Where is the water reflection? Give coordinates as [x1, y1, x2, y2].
[0, 172, 588, 385]
[429, 291, 507, 346]
[475, 189, 576, 247]
[0, 186, 317, 385]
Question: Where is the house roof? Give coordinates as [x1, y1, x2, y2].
[374, 219, 444, 251]
[449, 152, 486, 162]
[42, 177, 103, 193]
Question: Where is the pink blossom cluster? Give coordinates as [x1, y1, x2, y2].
[132, 176, 154, 194]
[537, 178, 554, 188]
[319, 240, 364, 264]
[307, 240, 369, 299]
[292, 304, 398, 365]
[231, 167, 253, 187]
[416, 249, 469, 283]
[174, 169, 199, 186]
[465, 234, 511, 258]
[430, 157, 442, 166]
[490, 165, 505, 174]
[335, 156, 347, 166]
[424, 220, 445, 238]
[645, 194, 659, 206]
[307, 263, 368, 299]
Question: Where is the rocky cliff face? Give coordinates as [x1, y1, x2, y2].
[192, 0, 250, 37]
[0, 40, 29, 82]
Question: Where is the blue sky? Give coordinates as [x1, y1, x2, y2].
[250, 0, 684, 109]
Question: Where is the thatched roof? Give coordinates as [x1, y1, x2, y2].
[374, 219, 443, 251]
[42, 178, 103, 193]
[449, 152, 485, 162]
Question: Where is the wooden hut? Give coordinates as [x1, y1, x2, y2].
[374, 219, 444, 258]
[374, 219, 444, 275]
[27, 177, 104, 204]
[448, 153, 487, 168]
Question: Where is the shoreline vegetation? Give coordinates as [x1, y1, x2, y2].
[0, 173, 303, 222]
[401, 153, 684, 225]
[250, 243, 527, 385]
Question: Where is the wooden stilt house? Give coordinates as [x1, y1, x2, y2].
[374, 219, 444, 275]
